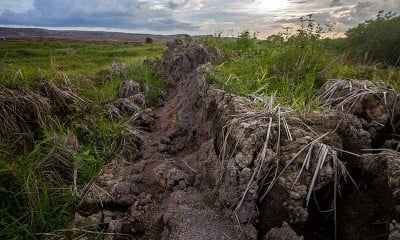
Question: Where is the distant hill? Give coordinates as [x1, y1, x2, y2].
[0, 27, 210, 42]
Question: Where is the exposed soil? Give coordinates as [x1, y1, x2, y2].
[71, 41, 400, 240]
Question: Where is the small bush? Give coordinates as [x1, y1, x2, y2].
[346, 11, 400, 66]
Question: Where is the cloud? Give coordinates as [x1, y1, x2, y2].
[330, 0, 343, 7]
[0, 0, 198, 32]
[169, 0, 190, 9]
[0, 0, 34, 14]
[0, 0, 400, 37]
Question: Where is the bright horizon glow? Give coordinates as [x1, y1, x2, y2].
[254, 0, 290, 13]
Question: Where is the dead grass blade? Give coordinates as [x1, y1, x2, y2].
[318, 79, 400, 134]
[122, 115, 149, 143]
[260, 132, 329, 201]
[0, 85, 51, 139]
[40, 81, 87, 110]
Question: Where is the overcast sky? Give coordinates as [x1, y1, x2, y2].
[0, 0, 399, 38]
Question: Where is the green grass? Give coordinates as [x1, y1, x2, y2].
[0, 41, 163, 86]
[205, 29, 400, 112]
[0, 40, 164, 239]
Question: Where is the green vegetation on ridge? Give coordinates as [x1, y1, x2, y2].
[205, 13, 400, 111]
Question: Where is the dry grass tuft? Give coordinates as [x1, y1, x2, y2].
[105, 103, 123, 122]
[318, 79, 383, 111]
[112, 98, 140, 115]
[118, 80, 142, 98]
[218, 94, 294, 212]
[40, 81, 87, 111]
[111, 61, 128, 77]
[39, 131, 82, 192]
[0, 85, 51, 143]
[122, 115, 149, 144]
[318, 79, 400, 134]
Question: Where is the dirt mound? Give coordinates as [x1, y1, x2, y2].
[71, 42, 400, 240]
[154, 41, 222, 82]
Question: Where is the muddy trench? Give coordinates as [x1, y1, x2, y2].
[71, 41, 400, 240]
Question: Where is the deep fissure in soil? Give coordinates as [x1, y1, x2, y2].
[69, 42, 400, 240]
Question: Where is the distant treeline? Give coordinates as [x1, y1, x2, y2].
[321, 11, 400, 67]
[345, 11, 400, 66]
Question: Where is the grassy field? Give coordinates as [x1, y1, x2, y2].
[0, 41, 164, 100]
[0, 40, 164, 239]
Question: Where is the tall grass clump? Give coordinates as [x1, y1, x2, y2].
[0, 111, 125, 239]
[0, 124, 96, 239]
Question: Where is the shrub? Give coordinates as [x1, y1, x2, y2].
[346, 11, 400, 66]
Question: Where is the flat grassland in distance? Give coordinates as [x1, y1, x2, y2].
[0, 40, 164, 100]
[0, 40, 164, 239]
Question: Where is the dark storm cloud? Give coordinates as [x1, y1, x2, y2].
[169, 0, 190, 10]
[330, 0, 343, 7]
[0, 0, 198, 31]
